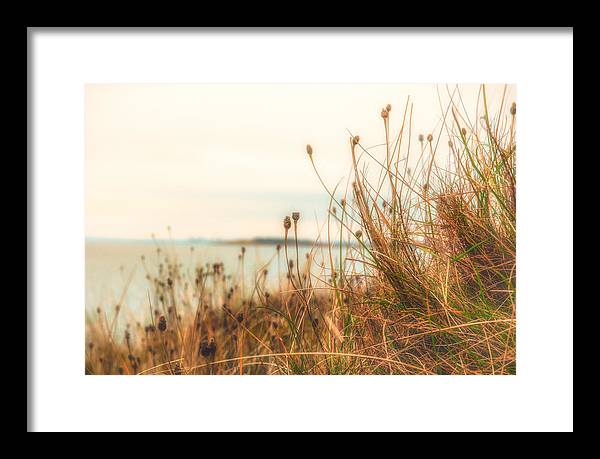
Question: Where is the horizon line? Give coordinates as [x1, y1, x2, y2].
[85, 235, 335, 246]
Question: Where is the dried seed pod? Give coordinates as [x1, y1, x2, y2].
[208, 337, 217, 358]
[306, 144, 313, 156]
[427, 134, 433, 143]
[292, 212, 300, 222]
[199, 338, 211, 358]
[283, 216, 291, 230]
[510, 102, 516, 116]
[158, 316, 167, 332]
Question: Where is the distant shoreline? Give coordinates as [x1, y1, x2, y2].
[85, 236, 341, 248]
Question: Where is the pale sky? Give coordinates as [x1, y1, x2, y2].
[85, 84, 515, 240]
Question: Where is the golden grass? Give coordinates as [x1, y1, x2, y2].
[85, 84, 516, 375]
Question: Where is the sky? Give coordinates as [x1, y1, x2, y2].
[85, 84, 515, 240]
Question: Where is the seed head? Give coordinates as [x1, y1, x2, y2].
[427, 134, 433, 143]
[381, 108, 389, 119]
[292, 212, 300, 222]
[418, 134, 424, 143]
[386, 103, 392, 113]
[352, 135, 360, 146]
[283, 216, 291, 230]
[510, 102, 516, 116]
[158, 315, 167, 332]
[461, 128, 467, 137]
[355, 230, 363, 239]
[208, 337, 217, 357]
[199, 338, 211, 358]
[306, 144, 313, 156]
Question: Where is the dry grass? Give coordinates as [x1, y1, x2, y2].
[85, 84, 516, 375]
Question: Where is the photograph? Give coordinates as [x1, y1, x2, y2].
[85, 83, 517, 376]
[29, 28, 573, 432]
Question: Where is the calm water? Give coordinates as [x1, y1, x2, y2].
[86, 240, 340, 315]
